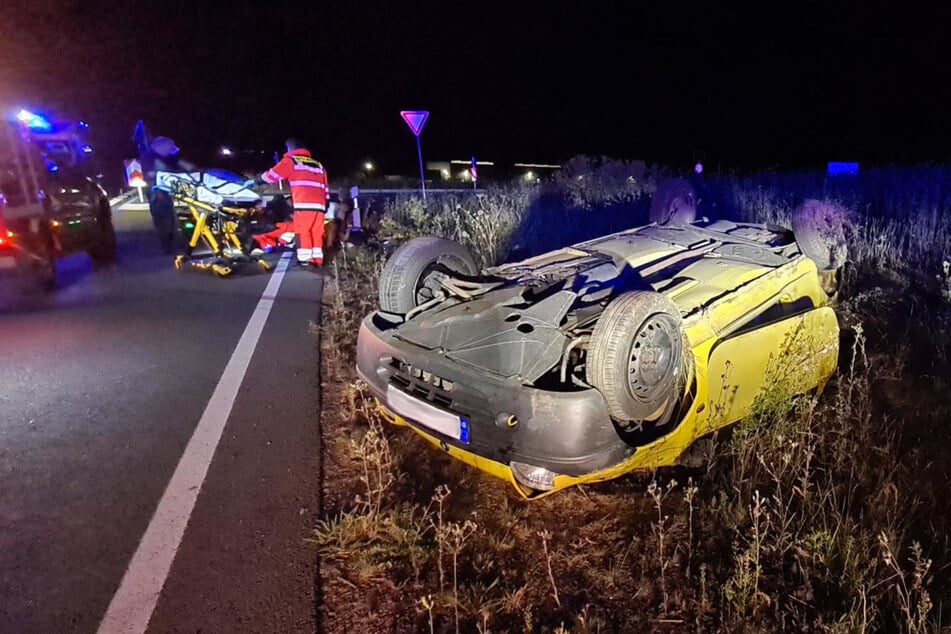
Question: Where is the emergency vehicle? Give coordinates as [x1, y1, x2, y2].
[0, 107, 115, 292]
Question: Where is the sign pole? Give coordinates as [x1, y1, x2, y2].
[416, 135, 426, 202]
[400, 111, 430, 203]
[137, 186, 144, 203]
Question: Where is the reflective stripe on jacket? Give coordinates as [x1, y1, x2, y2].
[260, 149, 328, 211]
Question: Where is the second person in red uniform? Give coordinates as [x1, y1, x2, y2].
[246, 138, 329, 266]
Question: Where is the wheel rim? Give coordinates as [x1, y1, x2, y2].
[816, 208, 844, 241]
[627, 314, 680, 399]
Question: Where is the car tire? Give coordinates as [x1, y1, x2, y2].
[587, 291, 687, 422]
[649, 178, 698, 225]
[379, 237, 479, 314]
[88, 200, 117, 266]
[791, 199, 848, 272]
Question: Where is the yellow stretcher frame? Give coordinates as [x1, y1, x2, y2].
[170, 182, 272, 277]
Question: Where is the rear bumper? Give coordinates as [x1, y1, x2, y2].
[356, 313, 634, 485]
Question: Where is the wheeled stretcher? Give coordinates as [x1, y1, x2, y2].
[158, 170, 272, 277]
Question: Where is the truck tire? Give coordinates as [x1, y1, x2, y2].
[379, 237, 478, 314]
[791, 199, 848, 272]
[88, 199, 117, 266]
[650, 178, 697, 225]
[587, 291, 687, 422]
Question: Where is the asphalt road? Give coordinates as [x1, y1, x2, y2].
[0, 201, 324, 633]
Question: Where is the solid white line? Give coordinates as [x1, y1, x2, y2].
[114, 202, 152, 212]
[97, 252, 293, 634]
[108, 193, 131, 207]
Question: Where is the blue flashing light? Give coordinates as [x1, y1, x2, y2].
[81, 145, 93, 154]
[15, 109, 53, 132]
[827, 162, 859, 177]
[45, 160, 59, 173]
[459, 417, 470, 444]
[78, 121, 89, 128]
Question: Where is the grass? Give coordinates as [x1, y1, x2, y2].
[316, 158, 951, 633]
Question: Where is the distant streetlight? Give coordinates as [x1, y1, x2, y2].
[364, 161, 374, 172]
[524, 170, 535, 182]
[220, 146, 233, 157]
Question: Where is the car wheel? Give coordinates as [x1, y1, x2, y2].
[649, 178, 698, 225]
[88, 200, 117, 266]
[791, 199, 848, 272]
[379, 237, 479, 314]
[587, 291, 687, 422]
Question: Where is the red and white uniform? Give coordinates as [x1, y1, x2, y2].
[260, 149, 328, 264]
[252, 221, 296, 250]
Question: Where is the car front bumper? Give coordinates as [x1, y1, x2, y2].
[356, 312, 641, 495]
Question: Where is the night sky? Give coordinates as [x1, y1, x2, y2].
[2, 1, 949, 178]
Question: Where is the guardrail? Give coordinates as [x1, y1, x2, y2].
[261, 187, 484, 197]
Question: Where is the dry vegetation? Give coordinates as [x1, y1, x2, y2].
[315, 157, 951, 633]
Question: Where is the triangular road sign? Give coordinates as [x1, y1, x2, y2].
[400, 110, 429, 137]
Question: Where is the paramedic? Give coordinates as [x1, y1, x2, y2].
[245, 138, 328, 266]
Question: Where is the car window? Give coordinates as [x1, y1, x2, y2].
[730, 296, 816, 337]
[37, 140, 76, 169]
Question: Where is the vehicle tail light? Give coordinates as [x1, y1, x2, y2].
[0, 202, 12, 249]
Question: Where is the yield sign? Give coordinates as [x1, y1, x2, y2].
[400, 110, 429, 137]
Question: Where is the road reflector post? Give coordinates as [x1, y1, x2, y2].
[124, 159, 148, 203]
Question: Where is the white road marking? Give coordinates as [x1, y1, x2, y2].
[108, 193, 133, 207]
[97, 252, 293, 634]
[114, 201, 152, 212]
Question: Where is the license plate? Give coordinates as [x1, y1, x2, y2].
[386, 386, 470, 444]
[0, 256, 16, 270]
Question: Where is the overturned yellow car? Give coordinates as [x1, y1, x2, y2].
[356, 196, 845, 498]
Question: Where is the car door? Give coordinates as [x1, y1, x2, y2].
[704, 305, 840, 431]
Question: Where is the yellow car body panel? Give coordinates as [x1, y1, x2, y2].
[378, 301, 838, 499]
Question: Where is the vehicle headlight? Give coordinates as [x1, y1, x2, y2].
[510, 461, 558, 492]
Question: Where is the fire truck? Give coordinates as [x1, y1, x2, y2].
[0, 107, 115, 293]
